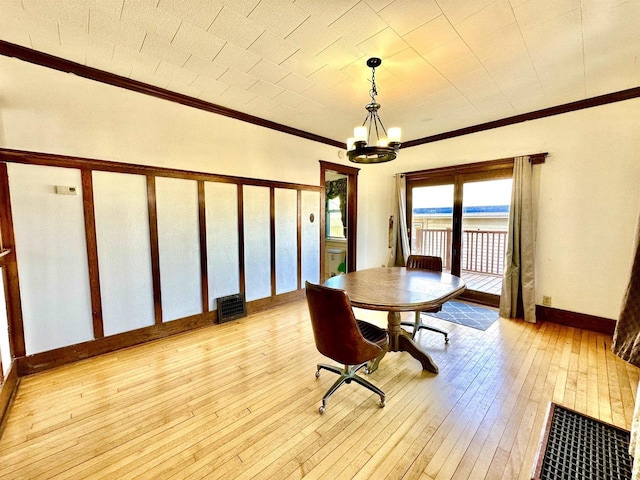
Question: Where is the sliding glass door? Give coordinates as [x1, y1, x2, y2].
[408, 167, 513, 305]
[410, 182, 454, 273]
[461, 178, 512, 297]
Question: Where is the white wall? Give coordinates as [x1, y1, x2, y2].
[356, 99, 640, 321]
[0, 55, 340, 185]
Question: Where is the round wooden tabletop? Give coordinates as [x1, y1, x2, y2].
[324, 267, 466, 312]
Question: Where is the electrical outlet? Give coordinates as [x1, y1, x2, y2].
[542, 295, 552, 307]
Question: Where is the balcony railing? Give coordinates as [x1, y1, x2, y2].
[413, 228, 508, 276]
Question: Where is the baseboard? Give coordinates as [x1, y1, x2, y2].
[0, 361, 19, 436]
[536, 305, 616, 336]
[16, 289, 306, 376]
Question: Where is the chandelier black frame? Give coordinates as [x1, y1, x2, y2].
[347, 57, 401, 164]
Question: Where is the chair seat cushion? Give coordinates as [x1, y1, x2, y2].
[356, 320, 388, 349]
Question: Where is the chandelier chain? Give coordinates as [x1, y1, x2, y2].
[369, 65, 378, 102]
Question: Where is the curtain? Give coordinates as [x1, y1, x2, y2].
[499, 156, 536, 323]
[326, 178, 348, 237]
[611, 210, 640, 478]
[388, 174, 410, 267]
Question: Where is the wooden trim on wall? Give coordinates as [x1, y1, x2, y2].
[402, 87, 640, 148]
[0, 148, 320, 387]
[0, 40, 343, 150]
[297, 190, 302, 290]
[15, 289, 305, 376]
[404, 153, 547, 181]
[81, 169, 104, 339]
[536, 305, 616, 336]
[0, 148, 321, 193]
[270, 188, 277, 297]
[147, 176, 163, 325]
[15, 312, 216, 376]
[2, 40, 640, 155]
[198, 181, 209, 314]
[0, 361, 19, 436]
[0, 163, 25, 358]
[237, 185, 246, 296]
[319, 161, 360, 277]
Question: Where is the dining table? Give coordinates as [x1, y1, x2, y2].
[324, 266, 466, 374]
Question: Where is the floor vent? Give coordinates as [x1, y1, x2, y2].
[216, 293, 247, 323]
[533, 403, 632, 480]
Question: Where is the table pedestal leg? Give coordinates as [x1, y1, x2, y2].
[387, 311, 439, 374]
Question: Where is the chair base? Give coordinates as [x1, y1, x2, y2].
[401, 312, 449, 343]
[315, 362, 386, 414]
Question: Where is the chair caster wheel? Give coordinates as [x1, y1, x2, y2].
[318, 405, 326, 415]
[315, 370, 320, 379]
[380, 399, 386, 408]
[444, 337, 449, 344]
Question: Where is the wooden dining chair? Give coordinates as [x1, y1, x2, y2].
[401, 255, 449, 343]
[305, 281, 388, 414]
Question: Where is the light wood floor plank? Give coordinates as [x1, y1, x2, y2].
[0, 300, 636, 480]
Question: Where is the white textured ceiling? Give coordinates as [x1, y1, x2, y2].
[1, 0, 639, 145]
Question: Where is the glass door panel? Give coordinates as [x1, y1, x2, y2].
[410, 184, 454, 273]
[461, 178, 512, 295]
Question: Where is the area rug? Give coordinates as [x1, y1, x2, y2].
[532, 403, 632, 480]
[424, 300, 498, 331]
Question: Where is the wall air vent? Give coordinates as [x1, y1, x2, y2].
[216, 293, 247, 323]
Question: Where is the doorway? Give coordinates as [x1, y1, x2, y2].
[319, 161, 359, 282]
[407, 168, 513, 306]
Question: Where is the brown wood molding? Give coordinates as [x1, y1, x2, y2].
[245, 289, 305, 315]
[16, 312, 216, 375]
[2, 40, 639, 153]
[237, 185, 246, 296]
[0, 40, 343, 150]
[270, 187, 276, 297]
[15, 290, 305, 375]
[0, 164, 25, 357]
[81, 169, 104, 339]
[0, 148, 321, 193]
[0, 361, 19, 436]
[297, 190, 302, 290]
[146, 176, 163, 325]
[404, 153, 547, 181]
[403, 87, 640, 148]
[319, 161, 360, 275]
[198, 181, 209, 314]
[536, 305, 616, 336]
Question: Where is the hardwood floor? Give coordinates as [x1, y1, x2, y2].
[0, 300, 637, 479]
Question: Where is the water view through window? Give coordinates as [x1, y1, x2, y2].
[411, 178, 513, 296]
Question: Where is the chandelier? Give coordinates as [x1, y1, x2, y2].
[346, 57, 401, 164]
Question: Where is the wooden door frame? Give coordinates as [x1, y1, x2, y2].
[319, 161, 359, 280]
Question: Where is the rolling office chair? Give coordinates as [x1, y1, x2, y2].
[305, 281, 388, 414]
[400, 255, 450, 343]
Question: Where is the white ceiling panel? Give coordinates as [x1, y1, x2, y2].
[1, 0, 639, 146]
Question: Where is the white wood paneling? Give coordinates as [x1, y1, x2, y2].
[301, 190, 320, 285]
[92, 171, 155, 336]
[155, 177, 201, 322]
[205, 181, 240, 310]
[243, 185, 271, 301]
[274, 188, 298, 294]
[8, 163, 93, 354]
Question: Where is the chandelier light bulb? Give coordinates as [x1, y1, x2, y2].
[353, 126, 368, 143]
[388, 127, 401, 143]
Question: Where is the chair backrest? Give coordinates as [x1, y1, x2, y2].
[406, 255, 443, 272]
[305, 281, 383, 366]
